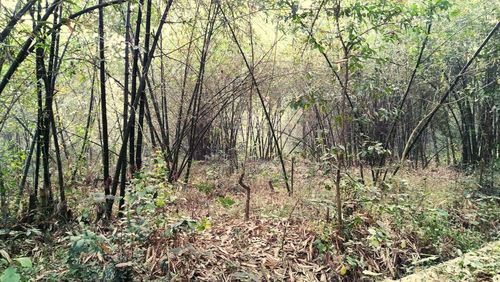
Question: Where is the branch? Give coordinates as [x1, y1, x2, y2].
[0, 0, 36, 44]
[0, 0, 127, 98]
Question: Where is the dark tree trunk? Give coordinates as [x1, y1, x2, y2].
[98, 0, 111, 218]
[119, 0, 132, 216]
[128, 0, 144, 175]
[135, 0, 152, 171]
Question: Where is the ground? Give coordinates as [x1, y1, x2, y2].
[1, 160, 499, 281]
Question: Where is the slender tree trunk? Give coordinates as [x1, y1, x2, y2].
[129, 0, 144, 175]
[39, 2, 54, 215]
[0, 0, 126, 98]
[119, 0, 132, 216]
[135, 0, 152, 171]
[98, 0, 111, 218]
[48, 1, 67, 218]
[335, 168, 342, 232]
[0, 164, 7, 224]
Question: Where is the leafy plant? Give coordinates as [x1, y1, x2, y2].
[0, 249, 33, 282]
[217, 196, 236, 208]
[165, 217, 212, 237]
[366, 227, 390, 249]
[65, 229, 111, 280]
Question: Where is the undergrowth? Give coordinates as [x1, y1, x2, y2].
[0, 160, 498, 281]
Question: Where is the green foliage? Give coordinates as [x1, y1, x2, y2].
[0, 249, 33, 282]
[310, 171, 499, 278]
[126, 163, 174, 218]
[415, 208, 452, 247]
[67, 230, 108, 263]
[0, 0, 497, 279]
[165, 217, 212, 237]
[313, 238, 328, 254]
[366, 227, 390, 249]
[194, 182, 215, 194]
[359, 141, 391, 164]
[217, 196, 236, 208]
[313, 223, 336, 255]
[0, 267, 20, 282]
[65, 229, 111, 279]
[60, 226, 131, 281]
[0, 141, 26, 222]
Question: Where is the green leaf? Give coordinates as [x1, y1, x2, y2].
[0, 267, 21, 282]
[155, 197, 166, 208]
[217, 196, 235, 208]
[313, 239, 327, 254]
[339, 265, 348, 276]
[196, 217, 212, 232]
[14, 257, 32, 268]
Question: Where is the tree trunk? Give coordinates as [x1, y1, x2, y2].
[98, 0, 111, 218]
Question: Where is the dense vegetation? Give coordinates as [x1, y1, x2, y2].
[0, 0, 498, 280]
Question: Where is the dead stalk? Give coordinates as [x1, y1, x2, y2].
[238, 172, 250, 221]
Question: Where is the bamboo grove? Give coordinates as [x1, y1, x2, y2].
[0, 0, 498, 223]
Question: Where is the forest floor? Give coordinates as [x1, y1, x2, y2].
[1, 160, 499, 281]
